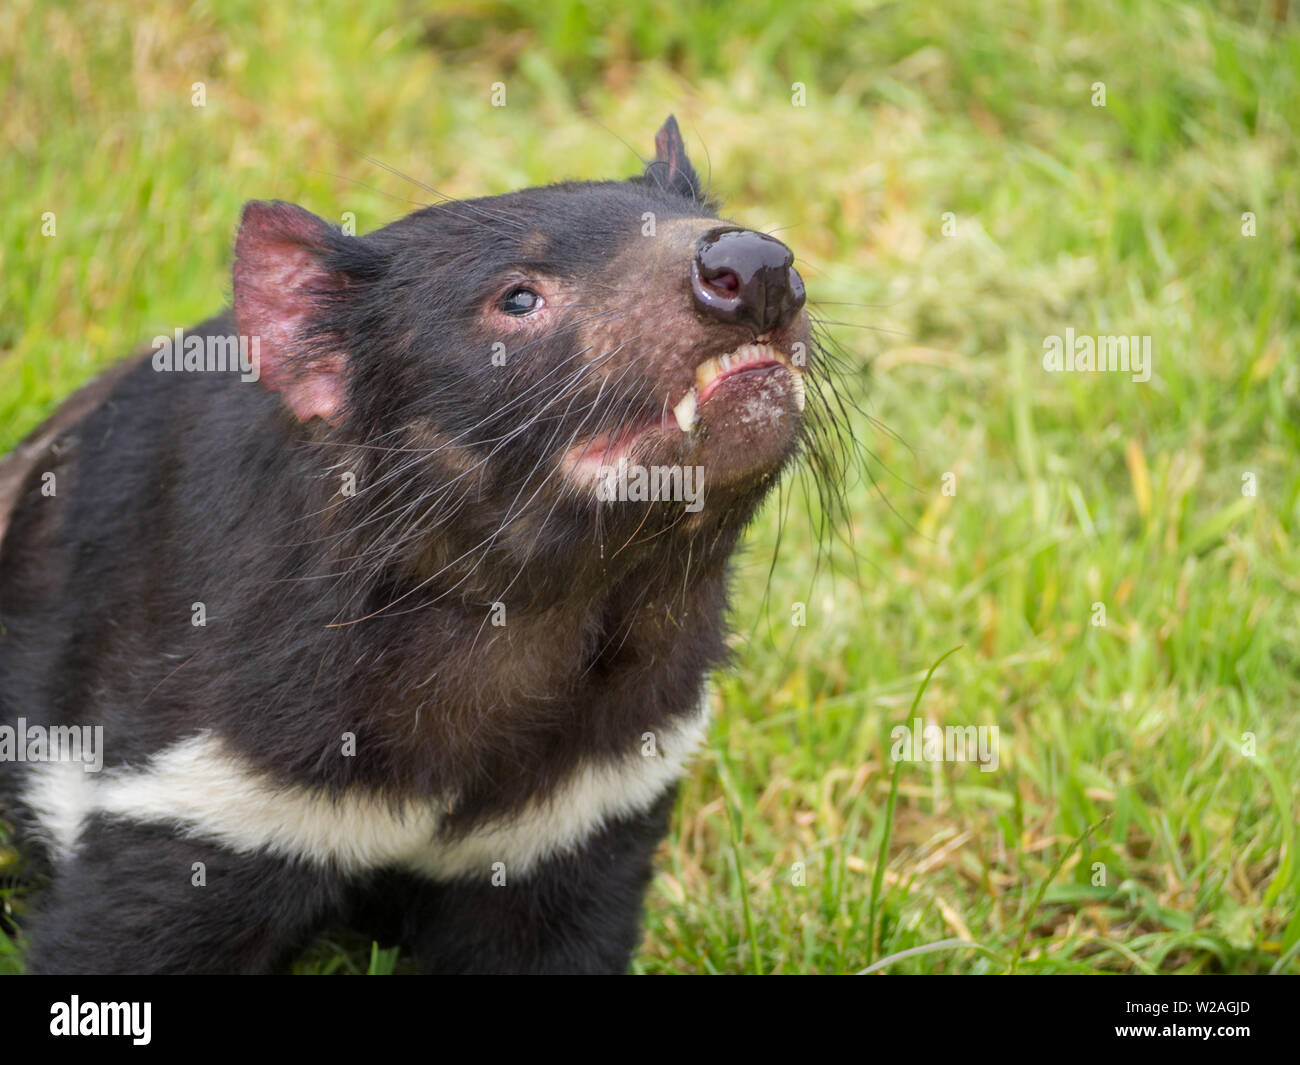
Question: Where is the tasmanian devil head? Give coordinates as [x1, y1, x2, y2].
[232, 116, 820, 612]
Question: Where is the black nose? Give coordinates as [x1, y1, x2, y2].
[691, 227, 806, 333]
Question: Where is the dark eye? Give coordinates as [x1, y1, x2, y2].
[500, 287, 542, 316]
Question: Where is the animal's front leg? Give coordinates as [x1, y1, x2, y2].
[24, 816, 345, 975]
[407, 788, 678, 975]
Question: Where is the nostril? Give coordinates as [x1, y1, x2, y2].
[703, 269, 740, 296]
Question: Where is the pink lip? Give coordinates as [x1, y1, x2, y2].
[562, 416, 666, 479]
[698, 358, 784, 404]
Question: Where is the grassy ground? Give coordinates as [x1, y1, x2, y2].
[1, 0, 1297, 974]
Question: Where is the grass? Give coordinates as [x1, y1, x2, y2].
[2, 0, 1298, 974]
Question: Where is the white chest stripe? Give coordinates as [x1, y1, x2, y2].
[22, 705, 709, 881]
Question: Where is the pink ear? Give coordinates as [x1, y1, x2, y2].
[649, 115, 703, 201]
[233, 201, 349, 424]
[654, 115, 689, 186]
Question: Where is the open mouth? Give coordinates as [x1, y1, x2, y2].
[670, 342, 804, 433]
[563, 341, 804, 482]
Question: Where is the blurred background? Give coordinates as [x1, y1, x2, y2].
[1, 0, 1297, 973]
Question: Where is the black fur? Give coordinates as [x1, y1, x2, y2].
[21, 794, 674, 975]
[0, 118, 830, 973]
[360, 790, 678, 975]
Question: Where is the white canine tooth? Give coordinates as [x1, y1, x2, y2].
[673, 389, 697, 433]
[789, 370, 806, 412]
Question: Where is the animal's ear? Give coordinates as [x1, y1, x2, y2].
[233, 200, 354, 425]
[643, 115, 707, 203]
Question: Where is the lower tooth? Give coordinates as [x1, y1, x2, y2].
[790, 373, 806, 412]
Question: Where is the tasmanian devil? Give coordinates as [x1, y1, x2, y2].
[0, 116, 827, 974]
